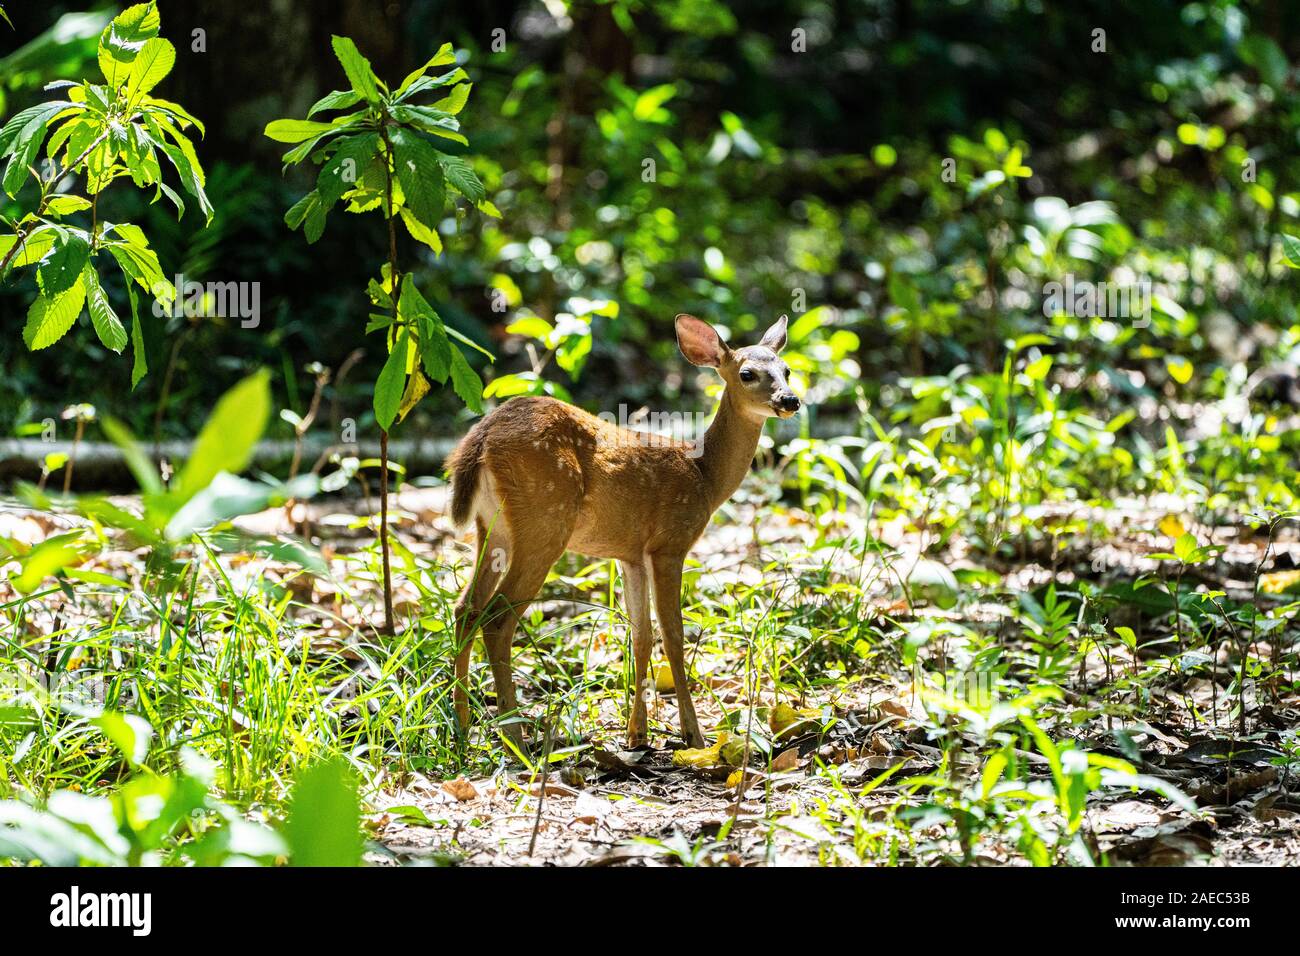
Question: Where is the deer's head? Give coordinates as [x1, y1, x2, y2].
[675, 314, 801, 420]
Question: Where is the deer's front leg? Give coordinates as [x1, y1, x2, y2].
[649, 555, 704, 748]
[621, 559, 653, 746]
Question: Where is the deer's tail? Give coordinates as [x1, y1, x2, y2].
[445, 420, 487, 529]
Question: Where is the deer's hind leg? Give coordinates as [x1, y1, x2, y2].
[453, 516, 509, 731]
[476, 495, 577, 752]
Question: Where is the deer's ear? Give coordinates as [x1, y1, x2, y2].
[759, 314, 788, 353]
[675, 314, 729, 367]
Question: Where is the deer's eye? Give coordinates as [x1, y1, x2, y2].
[739, 368, 757, 382]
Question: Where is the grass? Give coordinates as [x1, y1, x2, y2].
[2, 407, 1300, 866]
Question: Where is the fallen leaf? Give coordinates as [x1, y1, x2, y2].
[442, 777, 479, 802]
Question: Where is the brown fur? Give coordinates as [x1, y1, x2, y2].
[448, 314, 800, 751]
[444, 417, 486, 528]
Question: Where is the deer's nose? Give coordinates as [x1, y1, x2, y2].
[779, 394, 801, 412]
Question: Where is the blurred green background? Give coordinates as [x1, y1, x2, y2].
[1, 0, 1298, 490]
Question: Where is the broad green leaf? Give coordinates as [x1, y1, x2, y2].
[330, 35, 381, 104]
[165, 472, 310, 540]
[37, 232, 90, 297]
[307, 89, 363, 118]
[12, 531, 89, 594]
[399, 206, 442, 253]
[94, 712, 152, 767]
[141, 96, 206, 136]
[374, 329, 410, 429]
[0, 101, 76, 156]
[1281, 233, 1300, 268]
[264, 119, 339, 144]
[390, 104, 466, 144]
[44, 195, 92, 215]
[391, 128, 446, 228]
[0, 227, 56, 273]
[84, 265, 128, 352]
[172, 369, 272, 502]
[126, 36, 175, 101]
[127, 282, 147, 388]
[317, 132, 378, 207]
[432, 83, 471, 115]
[23, 281, 86, 350]
[439, 154, 485, 203]
[284, 758, 362, 867]
[397, 42, 456, 93]
[449, 344, 484, 413]
[101, 415, 160, 493]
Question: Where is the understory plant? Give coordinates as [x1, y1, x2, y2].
[0, 1, 210, 384]
[265, 35, 496, 633]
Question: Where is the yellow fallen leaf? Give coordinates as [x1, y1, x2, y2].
[652, 661, 674, 692]
[1159, 515, 1187, 539]
[1260, 570, 1300, 595]
[672, 731, 728, 768]
[719, 735, 748, 767]
[769, 702, 822, 740]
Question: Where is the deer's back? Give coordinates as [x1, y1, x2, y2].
[464, 396, 712, 560]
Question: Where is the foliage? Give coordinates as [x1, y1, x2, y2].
[0, 2, 209, 385]
[265, 35, 494, 427]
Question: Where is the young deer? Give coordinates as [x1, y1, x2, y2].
[445, 313, 800, 750]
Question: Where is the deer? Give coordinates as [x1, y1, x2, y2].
[444, 313, 800, 751]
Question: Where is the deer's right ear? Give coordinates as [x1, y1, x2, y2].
[675, 314, 729, 367]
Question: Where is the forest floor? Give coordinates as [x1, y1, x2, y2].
[5, 482, 1300, 866]
[337, 488, 1300, 867]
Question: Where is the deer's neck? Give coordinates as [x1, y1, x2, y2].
[697, 386, 764, 512]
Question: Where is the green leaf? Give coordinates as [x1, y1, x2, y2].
[284, 189, 328, 242]
[101, 415, 160, 493]
[389, 104, 466, 144]
[37, 232, 90, 297]
[399, 206, 442, 253]
[317, 132, 378, 207]
[152, 126, 213, 222]
[391, 128, 446, 228]
[1281, 233, 1300, 268]
[449, 344, 484, 413]
[94, 712, 152, 767]
[44, 195, 92, 215]
[432, 83, 471, 115]
[172, 369, 272, 502]
[374, 329, 410, 430]
[126, 36, 175, 101]
[284, 758, 362, 867]
[84, 265, 128, 352]
[439, 154, 486, 203]
[127, 283, 147, 388]
[1174, 533, 1199, 564]
[264, 119, 339, 144]
[165, 472, 313, 540]
[397, 42, 456, 93]
[399, 277, 449, 380]
[12, 531, 88, 594]
[330, 35, 381, 104]
[307, 89, 364, 118]
[0, 101, 75, 157]
[23, 280, 86, 350]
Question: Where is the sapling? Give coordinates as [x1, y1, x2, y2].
[266, 36, 495, 634]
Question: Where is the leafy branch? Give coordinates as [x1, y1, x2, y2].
[0, 1, 211, 385]
[265, 36, 497, 633]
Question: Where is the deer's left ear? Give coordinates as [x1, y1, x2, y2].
[759, 314, 788, 353]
